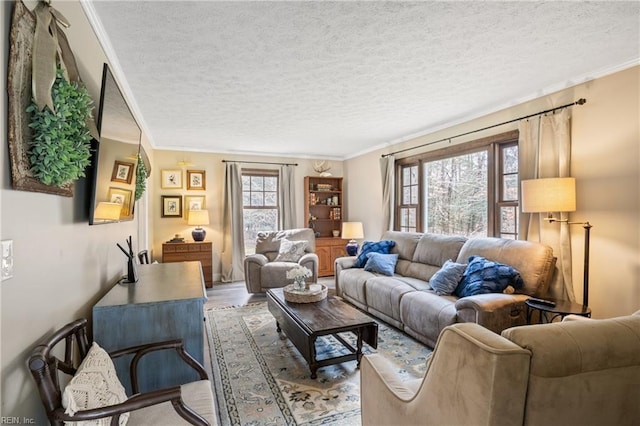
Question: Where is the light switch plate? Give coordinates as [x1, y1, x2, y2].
[2, 240, 14, 281]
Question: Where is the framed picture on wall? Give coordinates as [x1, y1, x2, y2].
[186, 170, 206, 190]
[161, 195, 182, 218]
[111, 161, 135, 184]
[185, 195, 206, 211]
[161, 169, 183, 189]
[107, 187, 132, 216]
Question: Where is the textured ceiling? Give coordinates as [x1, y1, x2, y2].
[84, 1, 640, 159]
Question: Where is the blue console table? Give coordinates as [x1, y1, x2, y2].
[93, 261, 207, 395]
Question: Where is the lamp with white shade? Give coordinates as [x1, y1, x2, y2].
[521, 177, 592, 306]
[93, 202, 122, 223]
[341, 221, 364, 256]
[187, 210, 210, 242]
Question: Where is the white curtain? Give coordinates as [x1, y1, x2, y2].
[518, 109, 575, 301]
[279, 165, 297, 229]
[380, 155, 395, 233]
[220, 162, 245, 282]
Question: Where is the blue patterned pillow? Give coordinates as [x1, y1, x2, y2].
[354, 240, 396, 268]
[429, 260, 467, 296]
[364, 253, 399, 276]
[455, 256, 524, 298]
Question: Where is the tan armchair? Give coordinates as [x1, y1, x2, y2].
[361, 312, 640, 426]
[244, 228, 319, 293]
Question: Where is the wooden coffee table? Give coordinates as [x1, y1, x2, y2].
[267, 288, 378, 379]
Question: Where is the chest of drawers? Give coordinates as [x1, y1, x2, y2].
[162, 241, 213, 287]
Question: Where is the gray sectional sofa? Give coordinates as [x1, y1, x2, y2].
[335, 231, 556, 347]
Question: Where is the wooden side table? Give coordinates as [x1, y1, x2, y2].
[526, 298, 592, 324]
[162, 241, 212, 287]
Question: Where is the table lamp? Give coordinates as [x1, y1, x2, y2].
[94, 202, 122, 223]
[188, 210, 210, 242]
[521, 177, 592, 306]
[341, 222, 364, 256]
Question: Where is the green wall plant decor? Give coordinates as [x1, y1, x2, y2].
[135, 152, 148, 201]
[26, 66, 93, 187]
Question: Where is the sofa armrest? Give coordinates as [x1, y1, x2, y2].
[361, 323, 530, 426]
[244, 254, 268, 293]
[334, 256, 357, 297]
[455, 293, 530, 334]
[298, 253, 319, 282]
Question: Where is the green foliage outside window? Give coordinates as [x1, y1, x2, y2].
[26, 66, 93, 187]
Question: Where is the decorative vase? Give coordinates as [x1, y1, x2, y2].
[294, 277, 306, 291]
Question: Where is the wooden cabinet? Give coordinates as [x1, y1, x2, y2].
[93, 262, 206, 394]
[162, 241, 212, 287]
[304, 176, 344, 238]
[316, 237, 349, 277]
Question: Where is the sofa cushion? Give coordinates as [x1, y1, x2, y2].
[366, 277, 416, 324]
[340, 268, 376, 306]
[274, 239, 307, 262]
[412, 234, 467, 270]
[456, 237, 554, 296]
[354, 240, 396, 268]
[256, 228, 316, 261]
[429, 260, 467, 296]
[261, 262, 302, 288]
[62, 342, 129, 426]
[400, 291, 458, 348]
[455, 256, 523, 297]
[364, 253, 399, 276]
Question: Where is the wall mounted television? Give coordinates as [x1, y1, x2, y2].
[89, 63, 142, 225]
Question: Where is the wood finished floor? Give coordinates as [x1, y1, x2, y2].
[204, 277, 336, 309]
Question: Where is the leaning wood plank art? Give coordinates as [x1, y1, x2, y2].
[7, 0, 73, 196]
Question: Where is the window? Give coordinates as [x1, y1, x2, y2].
[242, 170, 279, 254]
[496, 143, 519, 239]
[398, 164, 419, 232]
[395, 131, 519, 239]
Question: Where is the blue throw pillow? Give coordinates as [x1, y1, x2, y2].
[354, 240, 396, 268]
[363, 253, 399, 276]
[455, 256, 524, 297]
[429, 260, 467, 296]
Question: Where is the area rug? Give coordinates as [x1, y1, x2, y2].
[205, 302, 431, 426]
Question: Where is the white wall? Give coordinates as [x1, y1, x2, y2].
[1, 1, 143, 420]
[345, 66, 640, 319]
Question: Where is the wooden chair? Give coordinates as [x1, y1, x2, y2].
[28, 318, 216, 425]
[138, 249, 150, 264]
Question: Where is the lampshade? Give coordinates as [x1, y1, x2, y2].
[521, 177, 576, 213]
[187, 210, 210, 226]
[341, 222, 364, 240]
[94, 202, 122, 221]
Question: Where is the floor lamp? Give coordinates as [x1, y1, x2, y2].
[521, 177, 592, 306]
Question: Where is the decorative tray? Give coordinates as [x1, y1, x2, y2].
[283, 283, 328, 303]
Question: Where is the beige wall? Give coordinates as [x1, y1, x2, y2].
[150, 151, 343, 281]
[345, 65, 640, 319]
[1, 1, 142, 421]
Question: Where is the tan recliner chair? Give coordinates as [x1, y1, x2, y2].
[361, 311, 640, 426]
[244, 228, 319, 293]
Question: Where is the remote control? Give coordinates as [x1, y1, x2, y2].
[528, 297, 556, 307]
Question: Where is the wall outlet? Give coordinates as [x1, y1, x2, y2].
[2, 240, 14, 281]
